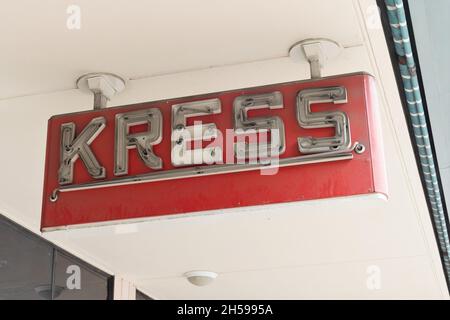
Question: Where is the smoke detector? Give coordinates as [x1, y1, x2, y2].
[184, 271, 218, 287]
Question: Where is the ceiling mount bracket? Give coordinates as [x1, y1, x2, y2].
[76, 72, 126, 110]
[289, 38, 342, 79]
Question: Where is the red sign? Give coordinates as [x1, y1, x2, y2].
[41, 72, 387, 231]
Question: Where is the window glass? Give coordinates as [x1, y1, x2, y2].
[408, 0, 450, 205]
[0, 220, 53, 300]
[52, 250, 110, 300]
[0, 215, 112, 300]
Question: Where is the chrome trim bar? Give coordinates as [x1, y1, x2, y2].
[50, 144, 358, 201]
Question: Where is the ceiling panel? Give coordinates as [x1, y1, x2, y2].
[137, 256, 443, 299]
[0, 0, 362, 99]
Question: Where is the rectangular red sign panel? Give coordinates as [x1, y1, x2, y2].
[41, 72, 387, 230]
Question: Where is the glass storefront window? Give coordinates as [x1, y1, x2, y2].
[52, 250, 110, 300]
[0, 215, 112, 300]
[0, 220, 53, 300]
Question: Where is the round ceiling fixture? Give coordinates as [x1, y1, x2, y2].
[184, 271, 218, 287]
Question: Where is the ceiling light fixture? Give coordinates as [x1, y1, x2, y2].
[184, 271, 218, 287]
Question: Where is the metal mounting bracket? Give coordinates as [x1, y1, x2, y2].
[289, 38, 342, 79]
[76, 72, 126, 110]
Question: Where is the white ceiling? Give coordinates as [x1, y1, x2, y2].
[0, 0, 448, 299]
[0, 0, 363, 100]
